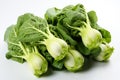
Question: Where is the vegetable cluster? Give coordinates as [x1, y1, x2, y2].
[4, 4, 114, 77]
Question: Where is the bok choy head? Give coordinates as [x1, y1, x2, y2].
[16, 13, 69, 61]
[95, 43, 114, 61]
[45, 4, 102, 50]
[4, 25, 48, 77]
[64, 48, 84, 72]
[65, 4, 102, 50]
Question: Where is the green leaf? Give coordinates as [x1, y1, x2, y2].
[17, 13, 48, 42]
[45, 7, 61, 25]
[55, 24, 77, 46]
[88, 10, 98, 23]
[76, 40, 90, 55]
[52, 60, 64, 70]
[6, 51, 25, 63]
[38, 45, 53, 63]
[4, 25, 24, 57]
[90, 47, 101, 58]
[16, 13, 34, 29]
[99, 28, 111, 43]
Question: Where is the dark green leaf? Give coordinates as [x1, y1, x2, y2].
[6, 51, 25, 63]
[38, 45, 53, 63]
[90, 47, 101, 57]
[88, 11, 98, 23]
[76, 41, 90, 55]
[45, 7, 61, 25]
[52, 60, 64, 70]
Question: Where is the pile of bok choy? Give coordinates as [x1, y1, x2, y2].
[4, 4, 114, 77]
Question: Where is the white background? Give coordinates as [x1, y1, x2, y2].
[0, 0, 120, 80]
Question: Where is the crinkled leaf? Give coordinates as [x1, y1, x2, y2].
[6, 51, 25, 63]
[17, 13, 48, 42]
[4, 25, 24, 63]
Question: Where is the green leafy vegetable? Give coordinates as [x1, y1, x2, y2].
[16, 13, 69, 61]
[88, 11, 111, 43]
[95, 43, 114, 61]
[4, 3, 114, 78]
[45, 4, 103, 50]
[67, 22, 102, 50]
[64, 48, 84, 72]
[4, 25, 48, 77]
